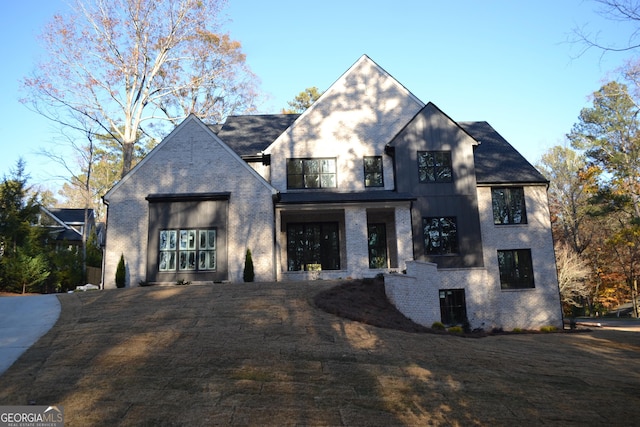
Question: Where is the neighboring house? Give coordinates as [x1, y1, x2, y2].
[38, 207, 96, 249]
[102, 55, 562, 330]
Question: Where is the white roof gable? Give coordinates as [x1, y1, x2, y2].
[264, 54, 424, 156]
[262, 55, 426, 192]
[103, 114, 276, 201]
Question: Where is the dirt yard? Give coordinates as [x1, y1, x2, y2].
[1, 280, 639, 426]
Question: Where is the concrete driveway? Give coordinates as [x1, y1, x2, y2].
[574, 317, 640, 332]
[0, 294, 61, 375]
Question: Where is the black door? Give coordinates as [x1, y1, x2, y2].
[439, 289, 467, 325]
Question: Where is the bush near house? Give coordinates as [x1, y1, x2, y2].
[243, 249, 254, 282]
[115, 254, 126, 288]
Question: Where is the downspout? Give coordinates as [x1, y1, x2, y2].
[100, 196, 109, 290]
[272, 192, 281, 281]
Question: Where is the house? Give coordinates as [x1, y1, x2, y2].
[102, 55, 562, 330]
[38, 207, 96, 249]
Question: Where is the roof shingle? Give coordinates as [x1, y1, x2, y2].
[212, 114, 299, 156]
[460, 121, 548, 184]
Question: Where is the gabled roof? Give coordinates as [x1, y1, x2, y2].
[46, 208, 94, 224]
[212, 114, 299, 157]
[103, 114, 278, 201]
[211, 113, 546, 185]
[53, 228, 83, 242]
[460, 121, 548, 184]
[262, 55, 425, 155]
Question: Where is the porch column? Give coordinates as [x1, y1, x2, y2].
[344, 206, 369, 277]
[395, 205, 413, 272]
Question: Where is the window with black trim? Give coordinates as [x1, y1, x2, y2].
[492, 187, 527, 224]
[367, 223, 388, 268]
[159, 229, 216, 272]
[364, 156, 383, 187]
[418, 151, 452, 183]
[497, 249, 534, 289]
[286, 222, 340, 271]
[423, 217, 458, 255]
[287, 158, 337, 189]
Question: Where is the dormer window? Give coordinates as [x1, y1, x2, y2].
[417, 151, 452, 183]
[287, 158, 337, 189]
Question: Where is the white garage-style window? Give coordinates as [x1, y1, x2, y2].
[159, 229, 216, 272]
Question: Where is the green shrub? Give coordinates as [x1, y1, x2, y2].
[540, 325, 559, 333]
[512, 327, 523, 333]
[431, 321, 445, 330]
[448, 326, 464, 334]
[243, 249, 255, 282]
[115, 254, 126, 288]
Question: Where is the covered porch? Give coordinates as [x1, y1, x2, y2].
[274, 192, 414, 282]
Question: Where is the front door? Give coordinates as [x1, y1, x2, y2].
[367, 223, 388, 268]
[439, 289, 467, 325]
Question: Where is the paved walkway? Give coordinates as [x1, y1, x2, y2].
[0, 294, 61, 375]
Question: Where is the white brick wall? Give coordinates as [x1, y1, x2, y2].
[265, 56, 423, 194]
[477, 185, 563, 330]
[103, 116, 276, 288]
[385, 185, 563, 331]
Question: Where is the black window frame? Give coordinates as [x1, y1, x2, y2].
[367, 223, 388, 268]
[363, 156, 384, 187]
[417, 151, 453, 183]
[491, 187, 528, 225]
[286, 222, 340, 271]
[439, 289, 467, 326]
[423, 217, 459, 255]
[286, 158, 337, 189]
[497, 249, 535, 289]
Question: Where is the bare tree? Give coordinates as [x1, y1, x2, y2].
[573, 0, 640, 56]
[23, 0, 259, 178]
[556, 244, 592, 308]
[538, 145, 593, 254]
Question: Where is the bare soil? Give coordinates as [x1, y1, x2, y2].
[1, 280, 639, 426]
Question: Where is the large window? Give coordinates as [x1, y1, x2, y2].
[492, 187, 527, 224]
[287, 223, 340, 271]
[287, 158, 337, 189]
[497, 249, 534, 289]
[418, 151, 452, 183]
[423, 217, 458, 255]
[368, 223, 388, 268]
[159, 229, 216, 272]
[364, 156, 383, 187]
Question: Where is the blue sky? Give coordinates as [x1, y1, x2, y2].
[0, 0, 633, 194]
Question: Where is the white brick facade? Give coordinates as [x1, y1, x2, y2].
[103, 116, 277, 288]
[385, 185, 563, 331]
[101, 55, 562, 332]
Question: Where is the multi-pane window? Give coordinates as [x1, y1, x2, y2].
[418, 151, 452, 183]
[367, 223, 388, 268]
[497, 249, 534, 289]
[158, 229, 216, 272]
[492, 187, 527, 224]
[286, 223, 340, 271]
[364, 156, 383, 187]
[287, 158, 337, 189]
[423, 217, 458, 255]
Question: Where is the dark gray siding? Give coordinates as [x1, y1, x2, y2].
[146, 195, 229, 283]
[391, 103, 484, 268]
